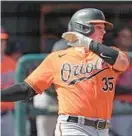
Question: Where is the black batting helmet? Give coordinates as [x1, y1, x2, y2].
[68, 8, 113, 36]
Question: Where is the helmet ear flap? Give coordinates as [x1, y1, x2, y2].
[81, 23, 95, 36]
[68, 21, 95, 36]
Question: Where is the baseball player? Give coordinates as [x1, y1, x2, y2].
[1, 8, 130, 136]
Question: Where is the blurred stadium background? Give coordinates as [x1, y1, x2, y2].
[1, 1, 132, 136]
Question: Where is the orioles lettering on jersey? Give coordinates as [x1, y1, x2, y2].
[60, 58, 109, 85]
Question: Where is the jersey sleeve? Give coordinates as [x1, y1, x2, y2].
[24, 54, 54, 94]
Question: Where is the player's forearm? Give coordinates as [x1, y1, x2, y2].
[1, 82, 37, 102]
[89, 41, 118, 64]
[89, 41, 129, 71]
[62, 32, 129, 71]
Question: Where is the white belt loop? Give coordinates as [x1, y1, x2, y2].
[78, 116, 85, 125]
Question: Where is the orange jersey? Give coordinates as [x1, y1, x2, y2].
[1, 55, 16, 111]
[25, 47, 128, 120]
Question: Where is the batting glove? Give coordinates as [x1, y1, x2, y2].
[62, 32, 93, 49]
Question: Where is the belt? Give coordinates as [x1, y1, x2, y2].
[67, 116, 111, 130]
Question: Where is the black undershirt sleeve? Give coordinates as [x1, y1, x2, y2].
[1, 82, 37, 102]
[89, 41, 119, 65]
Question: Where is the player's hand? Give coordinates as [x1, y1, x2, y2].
[62, 32, 93, 49]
